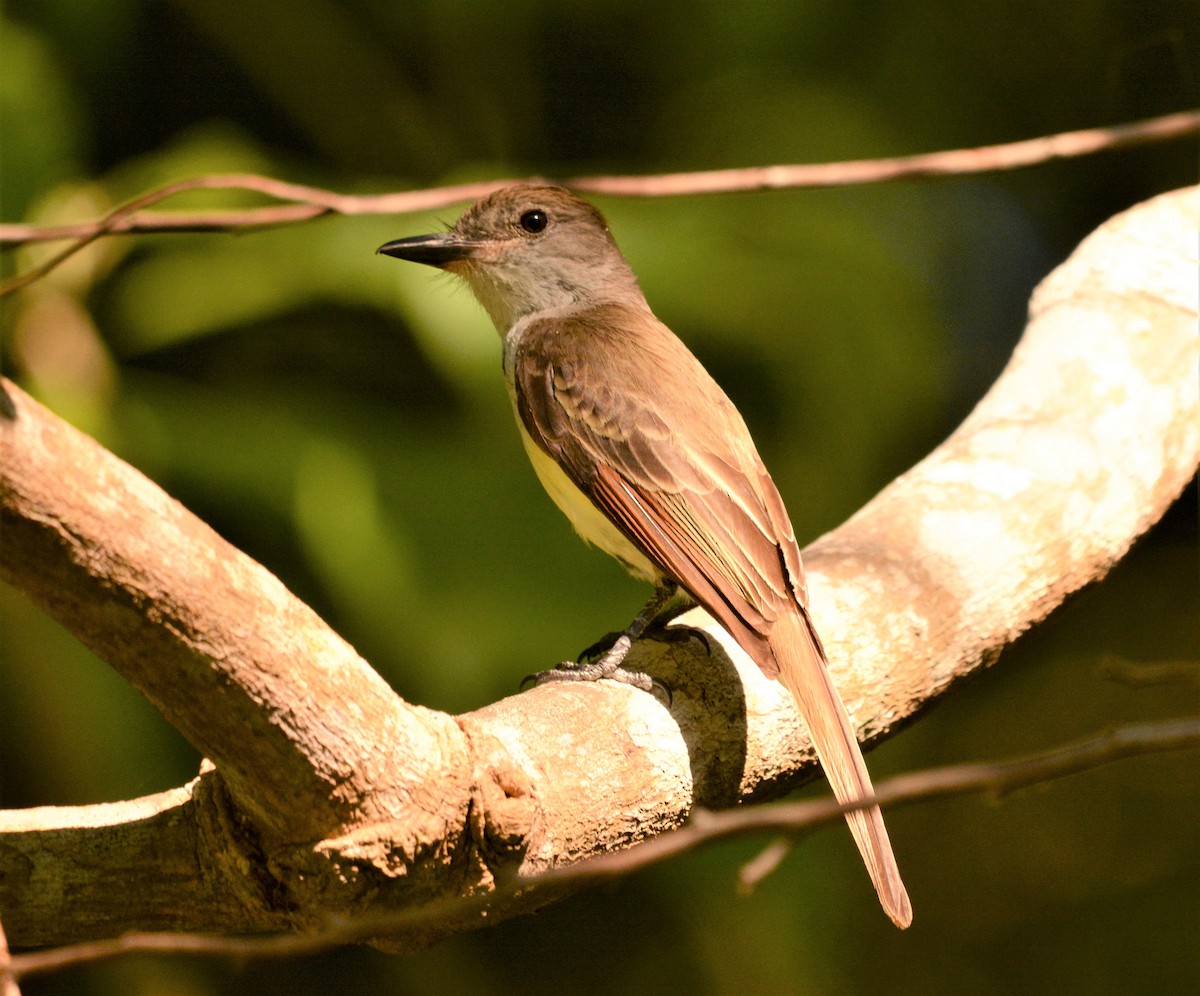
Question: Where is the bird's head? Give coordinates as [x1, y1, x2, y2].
[379, 184, 643, 331]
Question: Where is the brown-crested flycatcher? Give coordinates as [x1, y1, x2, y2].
[378, 184, 912, 928]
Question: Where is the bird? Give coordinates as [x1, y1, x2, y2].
[378, 183, 912, 928]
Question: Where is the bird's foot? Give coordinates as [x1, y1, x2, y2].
[575, 630, 624, 663]
[576, 583, 708, 663]
[577, 621, 709, 662]
[523, 634, 672, 706]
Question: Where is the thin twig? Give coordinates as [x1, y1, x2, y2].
[570, 109, 1200, 195]
[1099, 657, 1200, 688]
[0, 110, 1195, 300]
[533, 716, 1200, 880]
[0, 177, 512, 297]
[9, 716, 1198, 980]
[0, 176, 517, 245]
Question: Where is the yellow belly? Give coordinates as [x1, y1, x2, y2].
[516, 422, 660, 583]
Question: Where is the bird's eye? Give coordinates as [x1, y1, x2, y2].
[519, 209, 548, 234]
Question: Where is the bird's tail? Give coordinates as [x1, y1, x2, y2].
[769, 610, 912, 929]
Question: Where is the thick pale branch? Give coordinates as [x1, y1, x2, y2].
[8, 716, 1199, 980]
[800, 185, 1200, 731]
[0, 187, 1197, 949]
[0, 772, 289, 941]
[0, 396, 473, 931]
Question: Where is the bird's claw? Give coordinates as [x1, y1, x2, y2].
[521, 660, 673, 707]
[646, 621, 711, 656]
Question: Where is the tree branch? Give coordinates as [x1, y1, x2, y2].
[570, 109, 1200, 195]
[8, 716, 1198, 981]
[1, 111, 1196, 297]
[0, 378, 471, 851]
[1, 186, 1197, 951]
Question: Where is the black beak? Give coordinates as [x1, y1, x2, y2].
[377, 232, 478, 268]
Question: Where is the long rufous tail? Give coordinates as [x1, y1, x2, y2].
[770, 610, 913, 928]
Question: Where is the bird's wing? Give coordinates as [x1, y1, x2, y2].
[513, 308, 912, 926]
[511, 306, 807, 674]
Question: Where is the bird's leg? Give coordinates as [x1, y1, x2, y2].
[524, 583, 682, 702]
[576, 585, 709, 661]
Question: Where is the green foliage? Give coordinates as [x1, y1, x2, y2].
[1, 0, 1196, 992]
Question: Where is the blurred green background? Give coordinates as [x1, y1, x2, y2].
[1, 1, 1197, 993]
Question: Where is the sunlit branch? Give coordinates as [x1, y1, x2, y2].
[8, 716, 1197, 981]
